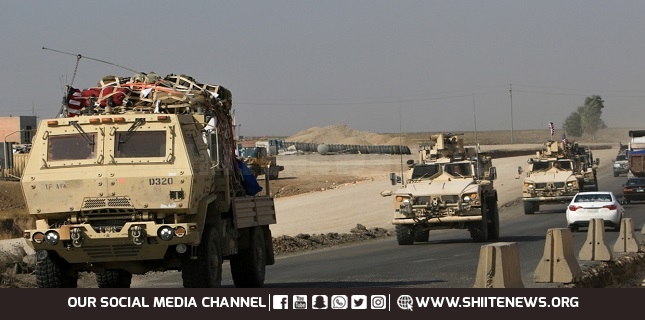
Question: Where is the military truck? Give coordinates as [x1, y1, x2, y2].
[381, 133, 499, 245]
[17, 73, 276, 288]
[519, 140, 597, 214]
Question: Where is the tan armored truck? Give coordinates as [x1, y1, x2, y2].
[18, 73, 276, 288]
[519, 140, 597, 214]
[381, 133, 499, 245]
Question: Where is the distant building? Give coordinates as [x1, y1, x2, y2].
[0, 115, 38, 144]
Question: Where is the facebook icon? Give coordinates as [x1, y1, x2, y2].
[272, 295, 289, 310]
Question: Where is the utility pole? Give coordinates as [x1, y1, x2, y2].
[509, 84, 514, 144]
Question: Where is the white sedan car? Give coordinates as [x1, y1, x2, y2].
[566, 191, 625, 232]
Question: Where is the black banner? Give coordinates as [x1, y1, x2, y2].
[0, 288, 640, 317]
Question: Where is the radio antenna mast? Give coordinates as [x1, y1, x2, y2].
[42, 47, 140, 74]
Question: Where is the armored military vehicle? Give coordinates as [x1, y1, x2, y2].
[18, 73, 276, 288]
[382, 133, 499, 245]
[520, 140, 597, 214]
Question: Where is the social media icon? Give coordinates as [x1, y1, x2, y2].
[272, 295, 289, 310]
[351, 295, 367, 309]
[397, 295, 414, 311]
[331, 295, 348, 309]
[370, 295, 387, 309]
[312, 295, 328, 309]
[293, 295, 307, 309]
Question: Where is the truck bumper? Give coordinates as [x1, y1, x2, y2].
[392, 215, 482, 225]
[24, 221, 199, 263]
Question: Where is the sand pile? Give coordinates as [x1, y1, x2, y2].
[286, 124, 401, 145]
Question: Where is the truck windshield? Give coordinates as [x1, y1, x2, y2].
[411, 164, 439, 179]
[48, 133, 97, 161]
[115, 131, 166, 158]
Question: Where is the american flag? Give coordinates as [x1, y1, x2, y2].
[548, 121, 554, 136]
[562, 133, 569, 145]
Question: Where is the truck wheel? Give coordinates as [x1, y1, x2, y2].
[268, 167, 280, 180]
[181, 225, 223, 288]
[614, 171, 619, 177]
[96, 269, 132, 288]
[230, 226, 266, 288]
[413, 228, 430, 242]
[35, 250, 78, 288]
[395, 225, 415, 245]
[469, 204, 489, 242]
[487, 199, 500, 240]
[523, 201, 535, 215]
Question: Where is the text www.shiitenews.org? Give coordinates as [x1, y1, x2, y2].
[416, 296, 579, 308]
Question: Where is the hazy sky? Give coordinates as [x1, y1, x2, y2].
[1, 1, 644, 137]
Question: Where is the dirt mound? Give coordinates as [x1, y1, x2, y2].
[272, 224, 391, 256]
[286, 124, 393, 145]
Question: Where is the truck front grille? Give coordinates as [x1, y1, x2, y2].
[84, 244, 141, 259]
[82, 197, 133, 209]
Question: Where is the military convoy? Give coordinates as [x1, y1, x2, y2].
[16, 73, 276, 288]
[382, 133, 499, 245]
[520, 140, 599, 215]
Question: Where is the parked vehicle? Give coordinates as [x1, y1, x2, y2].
[622, 177, 645, 204]
[565, 191, 624, 232]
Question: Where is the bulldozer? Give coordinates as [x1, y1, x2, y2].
[240, 145, 284, 180]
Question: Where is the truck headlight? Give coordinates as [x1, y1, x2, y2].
[158, 226, 174, 241]
[45, 231, 60, 245]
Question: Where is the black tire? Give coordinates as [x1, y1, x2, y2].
[395, 225, 415, 245]
[533, 202, 540, 213]
[35, 250, 78, 288]
[469, 203, 489, 242]
[268, 167, 280, 180]
[614, 171, 619, 177]
[413, 228, 430, 242]
[523, 201, 535, 215]
[181, 225, 223, 288]
[568, 225, 578, 232]
[230, 226, 267, 288]
[593, 176, 599, 191]
[487, 199, 500, 240]
[96, 269, 132, 288]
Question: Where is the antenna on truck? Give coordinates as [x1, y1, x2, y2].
[43, 46, 142, 118]
[42, 47, 140, 74]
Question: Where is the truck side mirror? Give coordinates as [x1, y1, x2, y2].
[595, 158, 600, 166]
[389, 172, 398, 186]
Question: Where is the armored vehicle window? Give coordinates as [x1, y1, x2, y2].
[115, 131, 166, 158]
[445, 163, 471, 176]
[411, 164, 439, 179]
[532, 161, 550, 171]
[48, 133, 97, 161]
[554, 160, 571, 170]
[616, 154, 627, 161]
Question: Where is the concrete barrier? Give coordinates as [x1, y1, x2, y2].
[579, 218, 613, 261]
[533, 228, 581, 283]
[613, 218, 641, 253]
[473, 242, 524, 288]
